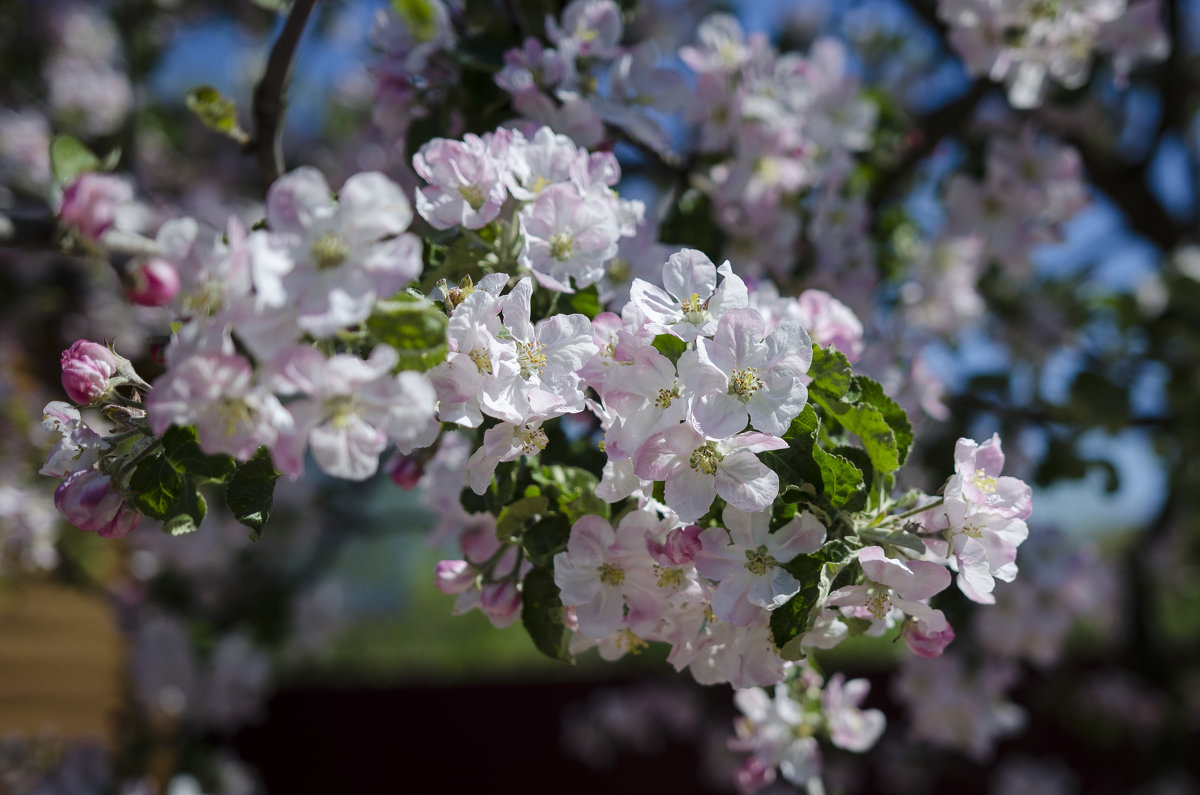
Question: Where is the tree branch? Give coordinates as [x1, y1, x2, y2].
[249, 0, 320, 186]
[868, 78, 990, 208]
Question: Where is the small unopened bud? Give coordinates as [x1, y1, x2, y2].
[480, 580, 521, 624]
[127, 258, 180, 307]
[59, 172, 133, 243]
[434, 560, 475, 595]
[903, 618, 955, 659]
[386, 451, 424, 489]
[54, 468, 141, 539]
[61, 339, 118, 404]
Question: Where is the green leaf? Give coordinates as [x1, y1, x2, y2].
[162, 425, 237, 483]
[522, 513, 572, 568]
[366, 293, 449, 371]
[521, 566, 570, 661]
[812, 393, 901, 476]
[392, 0, 439, 40]
[164, 490, 207, 536]
[185, 85, 249, 143]
[651, 334, 686, 366]
[808, 344, 853, 400]
[49, 135, 102, 185]
[495, 495, 549, 542]
[225, 448, 279, 539]
[853, 376, 913, 466]
[857, 526, 926, 554]
[770, 540, 857, 660]
[129, 451, 183, 521]
[567, 285, 603, 320]
[249, 0, 291, 10]
[812, 443, 864, 508]
[531, 465, 609, 523]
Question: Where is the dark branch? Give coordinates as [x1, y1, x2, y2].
[249, 0, 320, 186]
[869, 78, 990, 208]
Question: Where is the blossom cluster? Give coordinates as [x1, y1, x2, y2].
[938, 0, 1168, 108]
[39, 116, 1037, 795]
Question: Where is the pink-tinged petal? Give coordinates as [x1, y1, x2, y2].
[633, 424, 700, 480]
[715, 451, 779, 513]
[679, 348, 727, 397]
[266, 167, 332, 234]
[661, 249, 716, 302]
[722, 431, 787, 454]
[262, 346, 328, 395]
[575, 585, 626, 638]
[904, 616, 955, 658]
[770, 513, 826, 560]
[748, 566, 800, 608]
[713, 307, 766, 367]
[309, 413, 387, 481]
[902, 560, 953, 601]
[711, 579, 759, 626]
[628, 279, 679, 329]
[707, 261, 748, 317]
[693, 393, 749, 439]
[693, 527, 744, 581]
[665, 465, 716, 523]
[336, 171, 412, 245]
[858, 546, 914, 592]
[954, 538, 996, 604]
[566, 515, 617, 564]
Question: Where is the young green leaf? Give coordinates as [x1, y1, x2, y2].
[521, 566, 570, 661]
[225, 447, 280, 539]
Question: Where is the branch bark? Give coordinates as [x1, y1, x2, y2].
[249, 0, 320, 186]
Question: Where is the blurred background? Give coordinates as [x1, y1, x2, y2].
[2, 0, 1199, 792]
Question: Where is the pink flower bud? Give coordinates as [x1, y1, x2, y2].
[434, 560, 475, 595]
[61, 339, 117, 404]
[734, 757, 774, 795]
[59, 172, 133, 242]
[904, 618, 956, 658]
[386, 451, 424, 489]
[54, 468, 141, 538]
[127, 258, 180, 307]
[480, 580, 521, 622]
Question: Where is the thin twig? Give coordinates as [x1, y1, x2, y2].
[868, 78, 990, 208]
[249, 0, 320, 186]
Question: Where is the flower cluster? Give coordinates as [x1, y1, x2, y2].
[938, 0, 1168, 108]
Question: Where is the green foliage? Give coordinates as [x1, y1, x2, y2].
[392, 0, 439, 40]
[521, 566, 570, 661]
[808, 344, 854, 400]
[162, 425, 236, 484]
[49, 135, 119, 185]
[567, 285, 603, 320]
[495, 495, 550, 542]
[225, 447, 280, 539]
[659, 188, 724, 260]
[770, 539, 857, 660]
[184, 85, 249, 144]
[366, 292, 450, 371]
[762, 404, 865, 515]
[651, 334, 687, 366]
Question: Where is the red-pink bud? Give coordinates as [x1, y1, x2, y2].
[387, 451, 424, 489]
[127, 258, 180, 307]
[434, 560, 475, 595]
[904, 619, 956, 658]
[54, 468, 141, 538]
[59, 172, 133, 242]
[60, 339, 117, 404]
[480, 580, 521, 622]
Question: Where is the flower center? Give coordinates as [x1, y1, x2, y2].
[972, 468, 998, 494]
[311, 232, 350, 270]
[743, 545, 779, 577]
[654, 383, 681, 408]
[549, 232, 575, 261]
[689, 441, 723, 475]
[654, 564, 684, 589]
[597, 561, 626, 587]
[866, 587, 891, 620]
[457, 184, 486, 211]
[517, 340, 547, 379]
[217, 397, 253, 438]
[515, 424, 548, 454]
[728, 367, 763, 401]
[325, 395, 359, 430]
[468, 347, 493, 375]
[679, 292, 710, 325]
